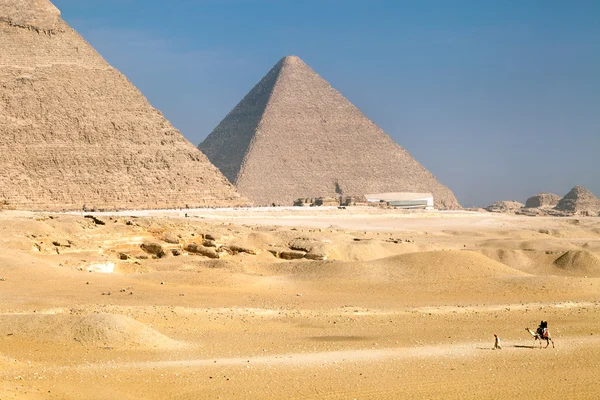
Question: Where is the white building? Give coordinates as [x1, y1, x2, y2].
[364, 192, 434, 210]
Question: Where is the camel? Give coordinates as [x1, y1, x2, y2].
[525, 328, 555, 348]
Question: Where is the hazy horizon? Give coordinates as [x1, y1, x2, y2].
[53, 0, 599, 207]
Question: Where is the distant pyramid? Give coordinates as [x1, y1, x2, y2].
[555, 186, 600, 214]
[0, 0, 245, 211]
[525, 193, 561, 208]
[199, 56, 460, 209]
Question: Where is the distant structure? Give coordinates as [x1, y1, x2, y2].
[555, 186, 600, 215]
[485, 200, 524, 213]
[365, 193, 434, 209]
[525, 193, 561, 208]
[199, 56, 460, 210]
[0, 0, 245, 211]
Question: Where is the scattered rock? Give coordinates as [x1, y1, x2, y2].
[184, 243, 221, 259]
[305, 251, 327, 261]
[227, 245, 258, 255]
[203, 239, 218, 248]
[84, 215, 106, 225]
[161, 232, 180, 244]
[279, 250, 306, 260]
[140, 242, 165, 258]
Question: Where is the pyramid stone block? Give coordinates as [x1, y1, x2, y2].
[0, 0, 246, 211]
[199, 56, 460, 209]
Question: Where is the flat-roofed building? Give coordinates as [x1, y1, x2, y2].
[365, 193, 434, 210]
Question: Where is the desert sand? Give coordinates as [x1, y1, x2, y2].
[1, 207, 599, 399]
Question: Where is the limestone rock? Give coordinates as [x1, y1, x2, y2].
[140, 242, 165, 258]
[0, 0, 61, 33]
[304, 251, 328, 261]
[199, 55, 460, 210]
[184, 243, 220, 259]
[525, 193, 561, 208]
[227, 245, 258, 255]
[0, 0, 246, 211]
[161, 233, 180, 244]
[279, 250, 306, 260]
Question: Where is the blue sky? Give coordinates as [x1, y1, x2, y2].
[53, 0, 599, 207]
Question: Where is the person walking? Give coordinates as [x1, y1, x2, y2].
[493, 333, 501, 350]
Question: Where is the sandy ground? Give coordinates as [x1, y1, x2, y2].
[1, 207, 599, 399]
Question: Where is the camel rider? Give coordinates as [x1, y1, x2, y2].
[538, 320, 548, 338]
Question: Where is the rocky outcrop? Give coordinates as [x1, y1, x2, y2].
[525, 193, 561, 208]
[199, 56, 460, 210]
[184, 243, 220, 259]
[140, 242, 165, 258]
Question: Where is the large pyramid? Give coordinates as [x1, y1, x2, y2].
[199, 56, 460, 209]
[0, 0, 245, 211]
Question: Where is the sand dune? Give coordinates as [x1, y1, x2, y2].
[554, 250, 600, 276]
[0, 314, 182, 349]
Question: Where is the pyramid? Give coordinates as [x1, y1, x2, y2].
[199, 56, 460, 209]
[0, 0, 245, 211]
[555, 186, 600, 214]
[525, 192, 561, 208]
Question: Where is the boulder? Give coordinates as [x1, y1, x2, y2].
[304, 251, 328, 261]
[202, 239, 218, 248]
[289, 239, 329, 260]
[140, 242, 165, 258]
[279, 250, 306, 260]
[227, 245, 258, 255]
[184, 243, 220, 259]
[161, 232, 180, 244]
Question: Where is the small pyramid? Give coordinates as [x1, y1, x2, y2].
[484, 200, 524, 213]
[525, 193, 561, 208]
[0, 0, 245, 210]
[555, 186, 600, 214]
[199, 56, 460, 209]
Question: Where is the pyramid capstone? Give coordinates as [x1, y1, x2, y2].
[199, 56, 460, 209]
[0, 0, 246, 210]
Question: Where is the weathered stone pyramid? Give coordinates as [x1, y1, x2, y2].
[555, 186, 600, 214]
[199, 56, 460, 209]
[0, 0, 245, 211]
[525, 193, 561, 208]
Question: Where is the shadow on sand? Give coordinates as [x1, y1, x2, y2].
[476, 345, 537, 350]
